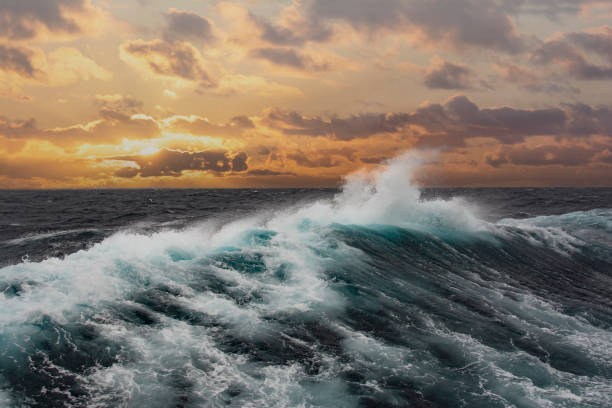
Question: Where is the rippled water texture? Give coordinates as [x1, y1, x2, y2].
[1, 154, 611, 407]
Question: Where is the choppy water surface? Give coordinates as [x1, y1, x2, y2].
[1, 156, 611, 407]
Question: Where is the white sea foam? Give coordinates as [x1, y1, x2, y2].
[4, 228, 101, 245]
[0, 389, 13, 407]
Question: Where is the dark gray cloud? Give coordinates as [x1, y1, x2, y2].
[121, 40, 215, 86]
[567, 27, 612, 58]
[231, 152, 249, 172]
[423, 59, 475, 89]
[563, 103, 612, 137]
[532, 27, 612, 80]
[264, 95, 581, 145]
[250, 47, 330, 71]
[300, 0, 530, 53]
[112, 148, 248, 178]
[241, 0, 534, 53]
[264, 109, 398, 140]
[486, 144, 605, 167]
[248, 12, 333, 46]
[162, 9, 216, 44]
[0, 0, 96, 40]
[493, 62, 580, 94]
[230, 115, 255, 129]
[0, 44, 39, 78]
[437, 96, 567, 143]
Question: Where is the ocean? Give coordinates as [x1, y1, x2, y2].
[1, 157, 611, 407]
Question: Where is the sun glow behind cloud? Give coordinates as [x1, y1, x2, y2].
[138, 146, 160, 155]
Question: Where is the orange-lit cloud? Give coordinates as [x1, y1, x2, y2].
[0, 0, 611, 188]
[120, 39, 216, 86]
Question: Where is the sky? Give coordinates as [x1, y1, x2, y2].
[1, 0, 612, 188]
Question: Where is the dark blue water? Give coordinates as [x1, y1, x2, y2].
[1, 164, 611, 406]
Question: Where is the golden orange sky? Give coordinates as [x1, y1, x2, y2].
[1, 0, 611, 188]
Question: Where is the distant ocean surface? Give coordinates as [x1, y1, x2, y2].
[1, 164, 612, 406]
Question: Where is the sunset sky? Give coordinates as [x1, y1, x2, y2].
[1, 0, 612, 188]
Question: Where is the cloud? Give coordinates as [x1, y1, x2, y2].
[43, 47, 112, 84]
[219, 0, 532, 68]
[0, 156, 100, 180]
[0, 44, 39, 78]
[486, 144, 604, 167]
[95, 94, 143, 114]
[163, 114, 254, 137]
[506, 0, 612, 18]
[232, 152, 249, 172]
[230, 115, 255, 129]
[0, 112, 161, 148]
[0, 45, 111, 90]
[111, 148, 248, 178]
[246, 9, 333, 46]
[213, 74, 303, 97]
[162, 9, 216, 44]
[0, 0, 105, 42]
[0, 117, 38, 139]
[216, 3, 333, 47]
[283, 147, 358, 168]
[563, 102, 612, 137]
[493, 61, 539, 87]
[120, 39, 215, 87]
[300, 0, 531, 53]
[417, 95, 570, 145]
[567, 26, 612, 56]
[360, 156, 389, 164]
[263, 109, 398, 140]
[0, 82, 32, 101]
[287, 151, 342, 168]
[5, 95, 612, 154]
[484, 153, 508, 168]
[249, 47, 331, 71]
[493, 62, 580, 94]
[263, 95, 578, 145]
[262, 94, 612, 149]
[51, 117, 161, 148]
[423, 58, 476, 89]
[119, 39, 301, 96]
[532, 27, 612, 80]
[246, 169, 296, 176]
